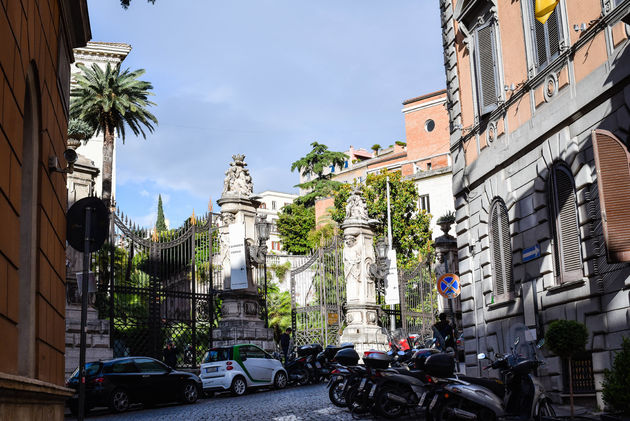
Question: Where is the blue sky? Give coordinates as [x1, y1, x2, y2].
[88, 0, 445, 228]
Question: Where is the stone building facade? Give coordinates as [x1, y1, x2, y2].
[439, 0, 630, 407]
[0, 0, 90, 419]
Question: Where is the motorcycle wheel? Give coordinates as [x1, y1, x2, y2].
[374, 384, 407, 419]
[290, 366, 310, 386]
[536, 399, 556, 421]
[328, 378, 347, 407]
[346, 384, 370, 415]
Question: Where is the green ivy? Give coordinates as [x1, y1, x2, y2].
[603, 337, 630, 415]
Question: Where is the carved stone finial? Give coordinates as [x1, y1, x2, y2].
[222, 154, 254, 197]
[344, 186, 370, 222]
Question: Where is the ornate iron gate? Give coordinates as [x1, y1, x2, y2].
[290, 237, 345, 347]
[95, 210, 220, 368]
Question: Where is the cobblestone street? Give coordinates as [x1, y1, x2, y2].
[66, 384, 423, 421]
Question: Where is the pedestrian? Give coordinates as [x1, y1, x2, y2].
[432, 313, 455, 351]
[280, 327, 292, 364]
[163, 339, 178, 368]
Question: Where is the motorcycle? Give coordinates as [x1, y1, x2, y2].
[315, 343, 354, 383]
[327, 347, 363, 408]
[429, 337, 556, 421]
[284, 347, 311, 386]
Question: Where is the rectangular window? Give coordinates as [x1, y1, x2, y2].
[272, 201, 276, 210]
[344, 160, 349, 168]
[330, 165, 335, 173]
[426, 163, 432, 171]
[529, 0, 563, 72]
[474, 21, 500, 115]
[419, 195, 430, 213]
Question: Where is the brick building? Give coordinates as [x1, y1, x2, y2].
[0, 0, 90, 419]
[440, 0, 630, 406]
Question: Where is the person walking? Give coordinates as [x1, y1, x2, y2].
[432, 313, 455, 351]
[280, 327, 292, 364]
[163, 339, 178, 369]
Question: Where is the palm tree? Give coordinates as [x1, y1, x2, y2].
[70, 63, 158, 207]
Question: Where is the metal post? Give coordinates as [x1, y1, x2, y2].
[78, 206, 93, 421]
[191, 222, 197, 368]
[108, 213, 115, 350]
[386, 176, 395, 331]
[264, 255, 268, 328]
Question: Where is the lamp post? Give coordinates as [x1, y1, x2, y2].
[250, 215, 271, 327]
[369, 237, 390, 297]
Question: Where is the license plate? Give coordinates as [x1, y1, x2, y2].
[368, 383, 377, 398]
[429, 394, 439, 411]
[358, 378, 366, 391]
[418, 391, 427, 407]
[205, 367, 218, 373]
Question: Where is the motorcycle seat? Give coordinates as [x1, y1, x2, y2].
[393, 368, 426, 381]
[458, 376, 505, 399]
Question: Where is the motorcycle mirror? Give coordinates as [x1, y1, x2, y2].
[477, 353, 486, 360]
[513, 337, 520, 346]
[536, 338, 545, 348]
[397, 351, 405, 356]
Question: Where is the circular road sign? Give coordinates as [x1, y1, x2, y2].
[67, 197, 109, 253]
[437, 273, 461, 299]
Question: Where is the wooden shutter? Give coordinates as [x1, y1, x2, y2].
[550, 165, 583, 282]
[475, 22, 499, 115]
[490, 200, 513, 300]
[592, 130, 630, 262]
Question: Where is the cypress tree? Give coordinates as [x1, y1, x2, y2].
[156, 194, 167, 232]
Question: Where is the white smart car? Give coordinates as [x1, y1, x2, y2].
[199, 344, 287, 396]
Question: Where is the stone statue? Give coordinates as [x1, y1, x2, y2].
[343, 233, 362, 301]
[222, 154, 253, 197]
[345, 186, 369, 220]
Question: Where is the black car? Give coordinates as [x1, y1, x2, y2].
[66, 356, 202, 415]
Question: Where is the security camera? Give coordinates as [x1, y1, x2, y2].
[49, 149, 78, 174]
[63, 148, 78, 165]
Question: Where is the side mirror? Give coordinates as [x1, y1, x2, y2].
[513, 337, 520, 346]
[536, 339, 545, 349]
[477, 353, 486, 360]
[397, 351, 405, 357]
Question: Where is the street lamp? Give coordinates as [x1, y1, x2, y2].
[369, 237, 390, 294]
[250, 215, 271, 327]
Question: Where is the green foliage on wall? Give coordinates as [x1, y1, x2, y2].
[603, 337, 630, 415]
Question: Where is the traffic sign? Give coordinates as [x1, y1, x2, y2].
[437, 273, 461, 298]
[67, 197, 109, 252]
[522, 244, 541, 263]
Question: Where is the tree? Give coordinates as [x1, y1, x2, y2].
[371, 144, 381, 153]
[545, 320, 589, 419]
[120, 0, 155, 8]
[330, 171, 432, 267]
[291, 142, 347, 207]
[603, 337, 630, 415]
[70, 63, 158, 207]
[276, 204, 315, 255]
[156, 194, 167, 232]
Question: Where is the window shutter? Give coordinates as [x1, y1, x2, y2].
[530, 0, 562, 71]
[490, 200, 513, 300]
[476, 22, 499, 115]
[491, 206, 505, 296]
[592, 130, 630, 262]
[534, 18, 548, 67]
[499, 208, 514, 293]
[551, 165, 582, 282]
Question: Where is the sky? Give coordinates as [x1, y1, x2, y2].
[87, 0, 445, 228]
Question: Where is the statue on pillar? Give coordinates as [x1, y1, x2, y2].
[222, 154, 253, 197]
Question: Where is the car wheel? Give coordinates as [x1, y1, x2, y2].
[109, 388, 130, 413]
[274, 371, 288, 389]
[180, 381, 199, 404]
[230, 376, 247, 396]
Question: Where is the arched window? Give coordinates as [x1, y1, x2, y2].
[548, 163, 582, 283]
[489, 199, 513, 301]
[17, 64, 40, 377]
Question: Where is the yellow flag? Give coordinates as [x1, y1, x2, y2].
[535, 0, 559, 24]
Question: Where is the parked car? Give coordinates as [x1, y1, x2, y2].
[66, 356, 202, 415]
[200, 344, 287, 396]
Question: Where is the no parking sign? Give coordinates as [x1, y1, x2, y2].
[437, 273, 461, 299]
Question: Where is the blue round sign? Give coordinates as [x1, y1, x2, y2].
[437, 273, 461, 298]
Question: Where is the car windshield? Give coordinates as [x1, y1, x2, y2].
[70, 362, 101, 379]
[203, 348, 231, 363]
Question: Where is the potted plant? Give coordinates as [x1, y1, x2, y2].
[67, 118, 94, 149]
[545, 320, 589, 420]
[436, 211, 456, 236]
[601, 337, 630, 420]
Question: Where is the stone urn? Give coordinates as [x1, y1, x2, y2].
[67, 138, 81, 150]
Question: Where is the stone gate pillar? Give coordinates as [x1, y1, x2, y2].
[434, 221, 461, 326]
[340, 187, 388, 356]
[214, 154, 274, 351]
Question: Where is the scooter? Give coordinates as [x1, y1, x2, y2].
[429, 337, 556, 421]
